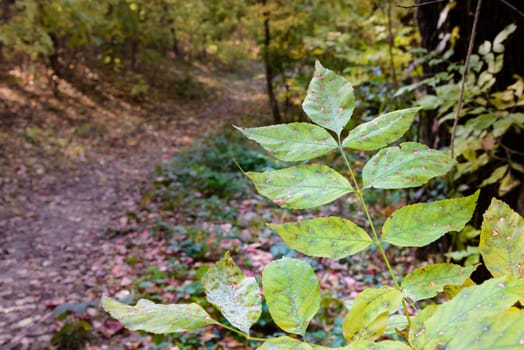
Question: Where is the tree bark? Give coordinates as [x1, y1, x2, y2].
[416, 0, 524, 91]
[262, 0, 282, 124]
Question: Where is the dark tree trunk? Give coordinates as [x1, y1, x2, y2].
[415, 0, 524, 271]
[130, 39, 138, 70]
[416, 0, 524, 91]
[262, 0, 282, 124]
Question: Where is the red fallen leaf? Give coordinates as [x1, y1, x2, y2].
[45, 298, 65, 308]
[100, 320, 125, 337]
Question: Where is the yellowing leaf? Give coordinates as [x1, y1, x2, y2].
[247, 165, 353, 209]
[446, 310, 524, 350]
[201, 252, 261, 334]
[401, 263, 475, 301]
[342, 108, 419, 151]
[410, 277, 523, 349]
[479, 198, 524, 278]
[363, 142, 455, 189]
[257, 337, 313, 350]
[101, 297, 216, 334]
[342, 286, 403, 342]
[235, 123, 337, 161]
[262, 258, 320, 336]
[382, 191, 479, 247]
[302, 61, 355, 135]
[268, 217, 373, 259]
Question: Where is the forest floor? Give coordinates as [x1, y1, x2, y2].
[0, 61, 270, 349]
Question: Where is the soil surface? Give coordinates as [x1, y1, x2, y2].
[0, 64, 269, 349]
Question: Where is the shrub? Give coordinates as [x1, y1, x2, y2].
[103, 62, 523, 349]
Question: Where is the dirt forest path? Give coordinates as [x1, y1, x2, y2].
[0, 65, 269, 349]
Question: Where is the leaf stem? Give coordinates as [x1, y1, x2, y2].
[216, 322, 267, 342]
[337, 142, 412, 327]
[450, 0, 483, 159]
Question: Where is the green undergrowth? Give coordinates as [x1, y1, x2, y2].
[121, 128, 416, 347]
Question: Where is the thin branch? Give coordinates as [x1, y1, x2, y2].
[498, 0, 524, 18]
[396, 0, 448, 9]
[450, 0, 482, 159]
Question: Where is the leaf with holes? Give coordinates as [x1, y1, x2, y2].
[302, 61, 355, 135]
[247, 165, 353, 209]
[101, 297, 216, 334]
[342, 286, 403, 342]
[362, 142, 456, 189]
[382, 191, 479, 247]
[410, 277, 524, 349]
[479, 198, 524, 278]
[201, 252, 261, 334]
[446, 310, 524, 350]
[262, 257, 320, 336]
[342, 108, 419, 150]
[234, 123, 337, 161]
[257, 337, 313, 350]
[267, 217, 373, 259]
[401, 263, 476, 302]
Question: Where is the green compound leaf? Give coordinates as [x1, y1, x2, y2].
[258, 337, 313, 350]
[410, 277, 524, 349]
[262, 257, 320, 336]
[267, 217, 373, 259]
[446, 310, 524, 350]
[479, 198, 524, 278]
[342, 108, 419, 150]
[312, 340, 411, 350]
[382, 191, 479, 247]
[247, 165, 353, 209]
[362, 142, 456, 189]
[302, 61, 355, 136]
[235, 123, 337, 162]
[101, 297, 216, 334]
[342, 286, 403, 342]
[201, 252, 261, 334]
[401, 263, 476, 302]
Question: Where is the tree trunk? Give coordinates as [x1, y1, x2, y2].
[416, 0, 524, 91]
[415, 0, 524, 272]
[262, 0, 282, 124]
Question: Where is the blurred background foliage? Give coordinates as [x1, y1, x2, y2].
[1, 0, 523, 266]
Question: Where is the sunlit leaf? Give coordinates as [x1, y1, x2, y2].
[201, 252, 261, 334]
[342, 108, 419, 150]
[101, 297, 216, 334]
[479, 198, 524, 278]
[267, 217, 373, 259]
[492, 23, 517, 53]
[247, 165, 353, 209]
[258, 337, 313, 350]
[262, 258, 320, 336]
[382, 191, 479, 247]
[410, 277, 524, 349]
[498, 172, 521, 196]
[302, 61, 355, 135]
[479, 165, 508, 187]
[362, 142, 455, 189]
[235, 123, 337, 161]
[401, 263, 476, 301]
[342, 286, 403, 342]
